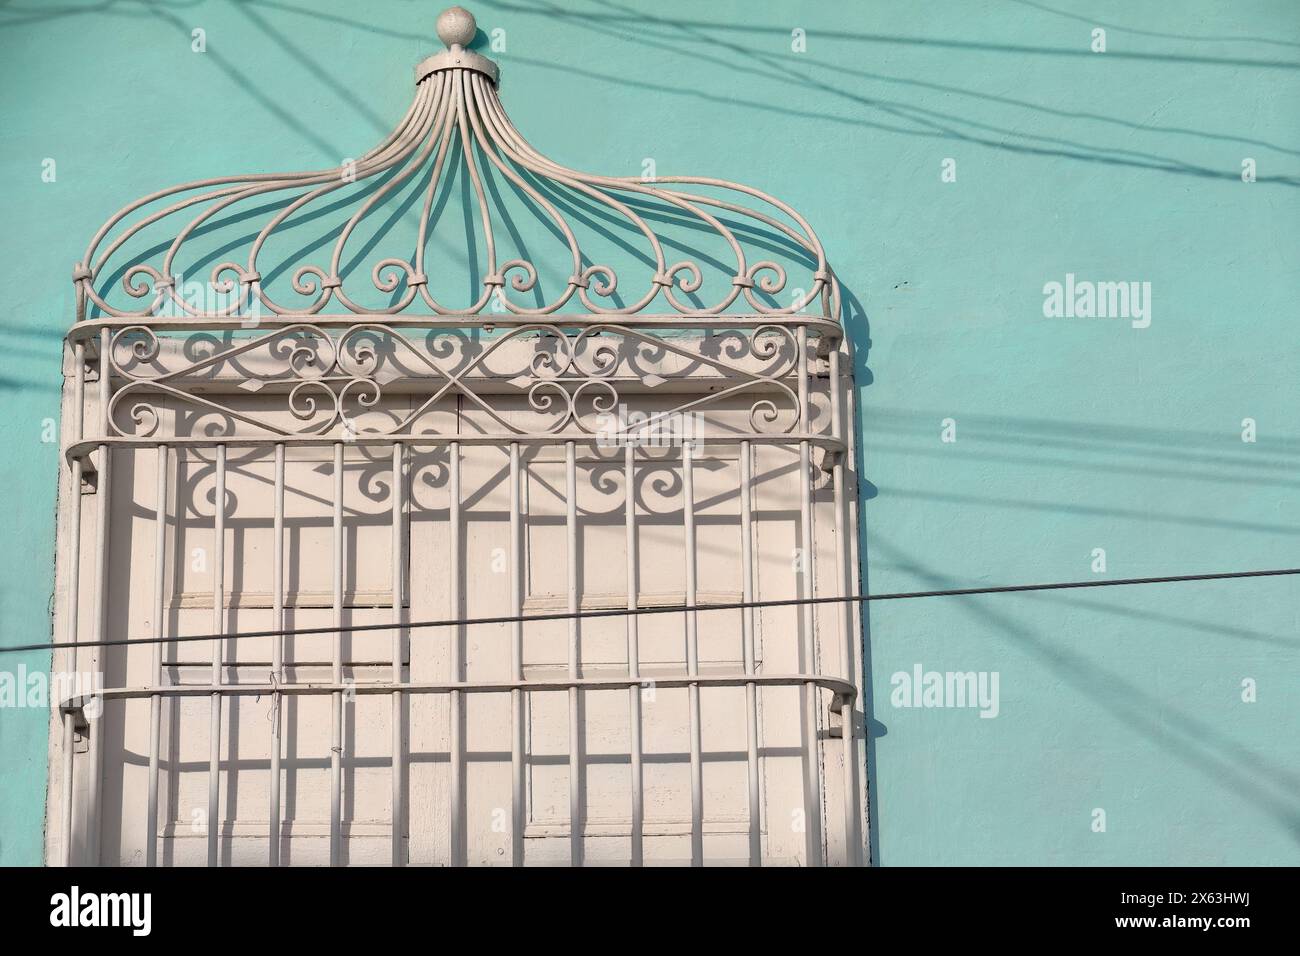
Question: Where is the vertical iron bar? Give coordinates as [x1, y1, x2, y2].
[683, 440, 702, 867]
[60, 712, 75, 867]
[146, 444, 166, 866]
[208, 443, 225, 867]
[797, 324, 823, 866]
[60, 341, 85, 868]
[449, 441, 463, 865]
[829, 346, 861, 865]
[565, 441, 581, 865]
[89, 328, 112, 865]
[331, 441, 343, 866]
[391, 442, 405, 866]
[740, 440, 761, 866]
[509, 442, 524, 866]
[624, 442, 643, 867]
[270, 443, 284, 866]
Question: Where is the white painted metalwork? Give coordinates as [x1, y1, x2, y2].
[48, 5, 866, 867]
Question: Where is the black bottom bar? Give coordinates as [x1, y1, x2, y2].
[3, 865, 1289, 942]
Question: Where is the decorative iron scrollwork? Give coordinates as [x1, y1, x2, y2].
[72, 43, 839, 326]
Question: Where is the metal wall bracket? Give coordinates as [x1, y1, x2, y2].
[60, 699, 92, 753]
[79, 458, 98, 495]
[827, 694, 856, 739]
[818, 447, 844, 473]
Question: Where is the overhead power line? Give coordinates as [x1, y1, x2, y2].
[0, 566, 1295, 656]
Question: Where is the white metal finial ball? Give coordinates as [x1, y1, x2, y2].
[436, 6, 477, 48]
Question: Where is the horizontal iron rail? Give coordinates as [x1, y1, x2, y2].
[67, 314, 845, 343]
[62, 673, 858, 705]
[64, 433, 845, 464]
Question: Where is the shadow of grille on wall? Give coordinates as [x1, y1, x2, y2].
[51, 6, 866, 866]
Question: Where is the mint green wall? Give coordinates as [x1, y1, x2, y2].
[1, 1, 1296, 865]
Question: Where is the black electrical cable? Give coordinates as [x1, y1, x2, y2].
[0, 566, 1294, 656]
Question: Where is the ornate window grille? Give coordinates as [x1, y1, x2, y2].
[49, 6, 866, 866]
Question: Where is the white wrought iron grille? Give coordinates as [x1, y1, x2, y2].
[49, 6, 866, 866]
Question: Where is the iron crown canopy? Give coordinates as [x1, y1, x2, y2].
[73, 6, 839, 325]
